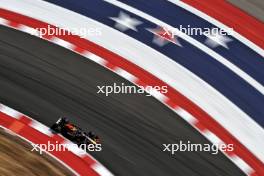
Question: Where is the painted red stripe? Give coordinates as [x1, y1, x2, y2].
[0, 8, 263, 175]
[7, 20, 20, 28]
[0, 112, 14, 126]
[19, 115, 32, 124]
[0, 112, 99, 176]
[182, 0, 264, 49]
[20, 126, 99, 176]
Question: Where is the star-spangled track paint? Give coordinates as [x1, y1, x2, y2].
[0, 103, 113, 176]
[1, 0, 263, 165]
[178, 0, 264, 54]
[0, 18, 261, 175]
[0, 0, 264, 175]
[43, 0, 264, 128]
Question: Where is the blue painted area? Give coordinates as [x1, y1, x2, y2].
[119, 0, 264, 85]
[44, 0, 264, 126]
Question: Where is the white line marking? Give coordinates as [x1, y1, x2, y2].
[19, 25, 40, 36]
[115, 68, 137, 82]
[84, 52, 107, 65]
[203, 130, 223, 145]
[168, 0, 264, 57]
[0, 17, 8, 25]
[2, 1, 263, 162]
[51, 37, 74, 49]
[147, 88, 168, 101]
[30, 120, 53, 136]
[105, 0, 264, 95]
[230, 155, 253, 174]
[174, 107, 197, 124]
[0, 105, 22, 119]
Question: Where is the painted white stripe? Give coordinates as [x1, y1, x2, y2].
[30, 120, 53, 136]
[230, 155, 253, 174]
[168, 0, 264, 58]
[0, 104, 97, 176]
[0, 17, 8, 25]
[1, 0, 264, 162]
[19, 25, 40, 36]
[174, 107, 197, 124]
[104, 0, 264, 95]
[147, 88, 168, 101]
[84, 52, 107, 65]
[92, 163, 114, 176]
[0, 105, 22, 119]
[62, 140, 86, 157]
[51, 37, 74, 49]
[115, 68, 137, 82]
[203, 130, 223, 145]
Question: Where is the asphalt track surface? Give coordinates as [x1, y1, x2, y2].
[0, 26, 246, 176]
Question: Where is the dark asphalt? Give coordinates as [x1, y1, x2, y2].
[0, 26, 245, 176]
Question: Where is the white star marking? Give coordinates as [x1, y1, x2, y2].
[110, 11, 142, 32]
[204, 29, 233, 49]
[147, 27, 182, 47]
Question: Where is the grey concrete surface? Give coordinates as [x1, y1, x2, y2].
[228, 0, 264, 22]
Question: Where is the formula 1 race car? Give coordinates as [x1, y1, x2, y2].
[50, 117, 100, 146]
